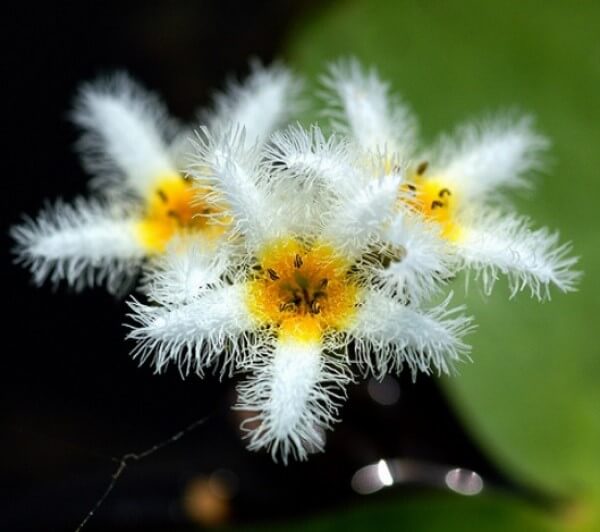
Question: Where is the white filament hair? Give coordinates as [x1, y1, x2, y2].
[428, 116, 548, 201]
[235, 339, 351, 464]
[210, 62, 302, 148]
[264, 124, 362, 233]
[141, 237, 230, 306]
[11, 199, 145, 294]
[323, 173, 403, 258]
[266, 178, 332, 237]
[456, 211, 580, 299]
[322, 58, 417, 156]
[73, 73, 178, 197]
[127, 284, 254, 377]
[188, 126, 277, 248]
[265, 124, 361, 196]
[375, 212, 454, 304]
[350, 291, 474, 379]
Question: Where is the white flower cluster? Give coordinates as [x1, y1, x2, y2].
[12, 59, 580, 463]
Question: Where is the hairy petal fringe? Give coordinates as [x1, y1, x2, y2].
[321, 58, 417, 156]
[235, 339, 352, 464]
[209, 61, 302, 148]
[323, 173, 403, 258]
[427, 115, 548, 201]
[457, 212, 580, 299]
[11, 198, 144, 294]
[72, 72, 179, 196]
[351, 292, 474, 379]
[265, 124, 360, 193]
[140, 237, 230, 305]
[127, 284, 254, 377]
[373, 212, 454, 304]
[188, 126, 279, 247]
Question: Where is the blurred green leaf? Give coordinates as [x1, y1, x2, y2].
[242, 492, 559, 532]
[286, 0, 600, 516]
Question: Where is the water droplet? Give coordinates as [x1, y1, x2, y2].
[444, 468, 483, 496]
[351, 459, 395, 495]
[377, 459, 394, 486]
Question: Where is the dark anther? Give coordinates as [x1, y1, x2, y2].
[313, 291, 326, 301]
[406, 184, 417, 192]
[380, 255, 392, 269]
[294, 254, 303, 269]
[416, 161, 429, 175]
[280, 302, 296, 312]
[251, 263, 263, 271]
[318, 278, 328, 289]
[310, 301, 321, 314]
[157, 189, 168, 203]
[438, 188, 451, 197]
[267, 268, 280, 281]
[431, 200, 444, 209]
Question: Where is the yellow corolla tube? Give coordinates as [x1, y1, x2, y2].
[136, 172, 228, 254]
[245, 238, 361, 343]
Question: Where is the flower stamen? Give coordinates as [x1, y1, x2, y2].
[400, 167, 461, 240]
[136, 173, 227, 252]
[246, 238, 360, 342]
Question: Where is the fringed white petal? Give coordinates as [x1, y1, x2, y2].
[264, 124, 361, 233]
[140, 237, 230, 305]
[266, 179, 331, 237]
[428, 116, 548, 201]
[322, 58, 417, 155]
[265, 124, 360, 195]
[188, 126, 277, 248]
[456, 212, 580, 299]
[73, 73, 178, 196]
[127, 284, 253, 376]
[235, 339, 351, 464]
[11, 199, 145, 294]
[210, 62, 302, 148]
[351, 291, 474, 378]
[323, 173, 403, 258]
[375, 212, 454, 303]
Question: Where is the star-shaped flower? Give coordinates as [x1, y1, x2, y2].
[12, 64, 300, 294]
[321, 59, 580, 299]
[128, 124, 474, 462]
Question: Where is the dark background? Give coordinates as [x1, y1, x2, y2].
[3, 2, 517, 530]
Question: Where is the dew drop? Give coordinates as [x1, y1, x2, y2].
[444, 468, 483, 496]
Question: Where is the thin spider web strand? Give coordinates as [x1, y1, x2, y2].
[74, 417, 209, 532]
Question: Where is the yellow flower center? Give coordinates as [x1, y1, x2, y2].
[401, 163, 462, 240]
[245, 238, 360, 343]
[136, 173, 227, 253]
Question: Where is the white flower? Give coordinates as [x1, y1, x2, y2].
[12, 65, 300, 294]
[322, 58, 417, 157]
[128, 124, 474, 463]
[322, 59, 580, 299]
[266, 123, 454, 305]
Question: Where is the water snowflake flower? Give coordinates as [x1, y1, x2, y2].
[322, 59, 580, 299]
[14, 57, 580, 467]
[128, 124, 474, 462]
[12, 64, 300, 293]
